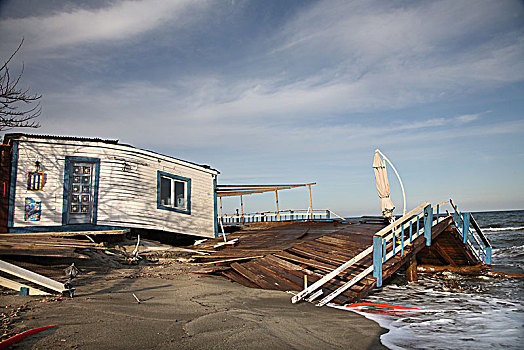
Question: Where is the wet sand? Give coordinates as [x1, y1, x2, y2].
[1, 260, 386, 349]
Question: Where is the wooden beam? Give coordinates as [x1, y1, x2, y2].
[240, 195, 244, 223]
[0, 229, 129, 237]
[0, 259, 65, 293]
[406, 255, 418, 282]
[217, 183, 316, 188]
[432, 240, 458, 266]
[275, 190, 280, 220]
[0, 276, 51, 296]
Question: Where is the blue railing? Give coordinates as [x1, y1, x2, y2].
[373, 202, 434, 287]
[450, 199, 492, 265]
[372, 200, 492, 287]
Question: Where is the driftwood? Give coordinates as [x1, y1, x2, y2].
[418, 264, 524, 278]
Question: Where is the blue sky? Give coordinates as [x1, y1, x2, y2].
[1, 0, 523, 216]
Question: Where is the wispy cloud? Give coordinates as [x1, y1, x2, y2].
[456, 114, 480, 123]
[0, 0, 207, 51]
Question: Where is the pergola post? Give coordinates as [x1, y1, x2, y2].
[240, 195, 244, 224]
[275, 190, 280, 221]
[308, 184, 313, 220]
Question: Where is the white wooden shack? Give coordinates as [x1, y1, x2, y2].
[0, 134, 219, 238]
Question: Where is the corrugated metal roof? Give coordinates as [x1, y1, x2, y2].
[4, 133, 119, 144]
[3, 133, 219, 174]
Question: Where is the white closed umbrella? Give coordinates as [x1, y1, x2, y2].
[373, 151, 395, 218]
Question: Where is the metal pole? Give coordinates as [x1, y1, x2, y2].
[308, 184, 313, 220]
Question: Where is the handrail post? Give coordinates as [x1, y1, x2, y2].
[373, 236, 383, 287]
[462, 212, 470, 244]
[326, 210, 330, 219]
[423, 204, 433, 246]
[401, 224, 405, 256]
[486, 246, 492, 265]
[436, 204, 440, 224]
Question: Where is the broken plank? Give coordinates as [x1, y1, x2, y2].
[254, 258, 304, 290]
[200, 256, 265, 265]
[221, 270, 260, 288]
[230, 262, 281, 290]
[274, 251, 339, 272]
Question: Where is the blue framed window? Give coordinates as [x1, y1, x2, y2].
[157, 171, 191, 214]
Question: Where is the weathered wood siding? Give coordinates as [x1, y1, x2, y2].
[11, 137, 218, 237]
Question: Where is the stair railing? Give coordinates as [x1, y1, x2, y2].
[373, 202, 435, 287]
[449, 199, 492, 265]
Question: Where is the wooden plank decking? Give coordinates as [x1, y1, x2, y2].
[193, 217, 454, 305]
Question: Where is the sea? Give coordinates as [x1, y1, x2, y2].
[338, 210, 524, 349]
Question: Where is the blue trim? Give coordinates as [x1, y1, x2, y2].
[213, 177, 218, 238]
[462, 212, 470, 244]
[7, 140, 19, 228]
[63, 156, 101, 225]
[485, 246, 492, 265]
[373, 236, 383, 287]
[8, 224, 126, 233]
[423, 204, 433, 246]
[157, 171, 191, 214]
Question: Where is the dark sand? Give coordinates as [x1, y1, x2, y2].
[1, 260, 386, 349]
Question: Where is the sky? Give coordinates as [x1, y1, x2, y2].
[0, 0, 523, 216]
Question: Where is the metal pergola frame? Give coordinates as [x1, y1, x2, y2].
[216, 183, 316, 221]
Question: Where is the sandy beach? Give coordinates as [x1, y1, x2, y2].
[1, 258, 386, 349]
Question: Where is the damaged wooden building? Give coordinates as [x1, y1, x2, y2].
[0, 133, 220, 238]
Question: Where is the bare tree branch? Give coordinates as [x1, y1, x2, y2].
[0, 38, 42, 132]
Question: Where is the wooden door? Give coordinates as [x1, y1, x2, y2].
[66, 162, 95, 224]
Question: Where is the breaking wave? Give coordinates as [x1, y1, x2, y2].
[482, 226, 524, 232]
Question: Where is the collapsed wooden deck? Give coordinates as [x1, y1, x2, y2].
[192, 216, 455, 305]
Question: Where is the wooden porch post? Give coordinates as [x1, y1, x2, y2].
[275, 190, 280, 221]
[308, 184, 313, 220]
[240, 195, 244, 224]
[406, 254, 418, 282]
[219, 197, 223, 219]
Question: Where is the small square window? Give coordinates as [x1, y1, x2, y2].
[83, 166, 91, 174]
[73, 185, 80, 192]
[81, 205, 89, 213]
[82, 185, 90, 193]
[157, 172, 190, 214]
[71, 204, 80, 213]
[73, 176, 81, 183]
[81, 194, 90, 202]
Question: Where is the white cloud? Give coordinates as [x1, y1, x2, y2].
[0, 0, 207, 51]
[456, 114, 480, 123]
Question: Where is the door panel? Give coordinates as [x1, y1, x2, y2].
[67, 162, 95, 224]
